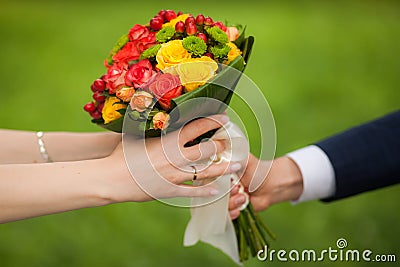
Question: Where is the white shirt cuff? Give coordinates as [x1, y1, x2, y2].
[287, 145, 336, 203]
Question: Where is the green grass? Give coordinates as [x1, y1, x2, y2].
[0, 0, 399, 266]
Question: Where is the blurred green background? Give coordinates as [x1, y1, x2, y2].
[0, 0, 399, 266]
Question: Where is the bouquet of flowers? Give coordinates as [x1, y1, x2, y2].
[84, 10, 252, 135]
[83, 9, 273, 262]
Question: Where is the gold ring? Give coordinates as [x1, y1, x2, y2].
[191, 165, 197, 181]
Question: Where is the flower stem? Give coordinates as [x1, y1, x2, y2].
[233, 203, 275, 262]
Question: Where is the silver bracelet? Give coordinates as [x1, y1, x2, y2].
[36, 131, 52, 163]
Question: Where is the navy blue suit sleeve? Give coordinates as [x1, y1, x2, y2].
[315, 110, 400, 201]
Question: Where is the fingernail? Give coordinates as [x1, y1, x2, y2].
[230, 209, 240, 220]
[220, 115, 229, 124]
[235, 195, 245, 205]
[210, 189, 219, 196]
[230, 163, 242, 172]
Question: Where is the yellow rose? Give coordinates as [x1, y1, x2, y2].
[102, 97, 127, 124]
[162, 14, 190, 28]
[176, 56, 219, 92]
[156, 40, 191, 70]
[224, 42, 242, 64]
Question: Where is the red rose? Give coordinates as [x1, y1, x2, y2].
[104, 63, 127, 94]
[148, 73, 182, 110]
[136, 31, 156, 52]
[128, 24, 157, 53]
[128, 24, 149, 41]
[112, 42, 140, 65]
[125, 59, 154, 89]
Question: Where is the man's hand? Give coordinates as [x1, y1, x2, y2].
[229, 154, 304, 219]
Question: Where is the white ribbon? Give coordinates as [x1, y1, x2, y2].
[183, 122, 249, 265]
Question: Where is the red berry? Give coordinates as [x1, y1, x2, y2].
[165, 10, 177, 21]
[185, 16, 195, 26]
[91, 79, 105, 92]
[154, 15, 164, 22]
[204, 52, 214, 59]
[90, 110, 102, 120]
[93, 91, 106, 102]
[213, 21, 227, 31]
[197, 33, 207, 43]
[175, 21, 185, 33]
[150, 18, 163, 31]
[177, 11, 183, 16]
[84, 102, 96, 113]
[97, 102, 104, 112]
[204, 16, 213, 26]
[186, 22, 197, 36]
[158, 10, 166, 18]
[196, 14, 205, 25]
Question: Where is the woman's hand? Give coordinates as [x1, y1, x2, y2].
[103, 114, 243, 203]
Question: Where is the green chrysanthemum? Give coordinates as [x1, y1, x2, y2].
[210, 44, 231, 60]
[156, 26, 176, 43]
[206, 26, 229, 44]
[182, 36, 207, 57]
[140, 44, 162, 60]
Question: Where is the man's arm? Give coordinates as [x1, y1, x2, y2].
[229, 110, 400, 218]
[316, 110, 400, 201]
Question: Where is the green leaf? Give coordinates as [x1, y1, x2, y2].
[102, 90, 115, 97]
[138, 121, 147, 131]
[240, 36, 254, 67]
[148, 108, 160, 117]
[234, 25, 246, 48]
[116, 108, 126, 115]
[96, 117, 124, 133]
[91, 118, 104, 124]
[148, 120, 155, 130]
[129, 110, 141, 119]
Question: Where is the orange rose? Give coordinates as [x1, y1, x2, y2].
[129, 91, 154, 112]
[116, 87, 135, 102]
[225, 27, 240, 42]
[153, 112, 170, 130]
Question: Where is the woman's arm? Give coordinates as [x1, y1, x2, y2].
[0, 157, 128, 223]
[0, 130, 121, 164]
[0, 115, 240, 223]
